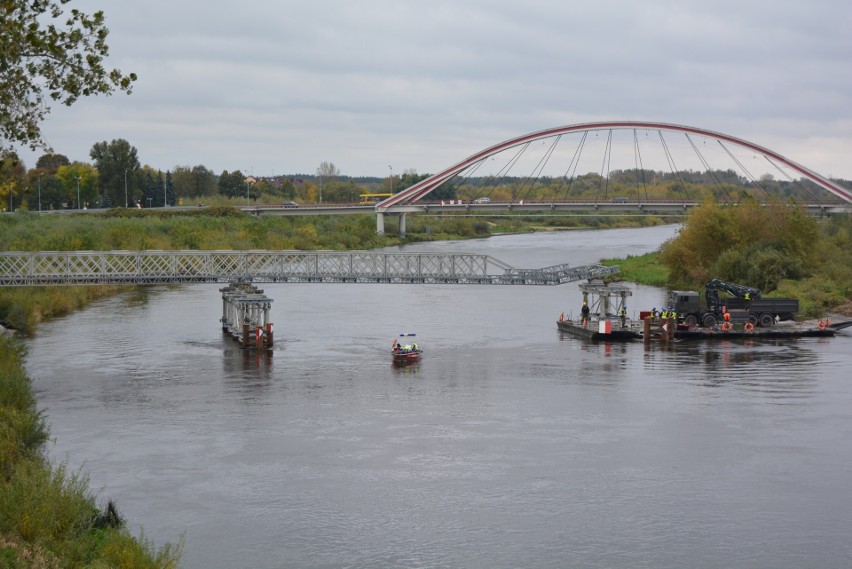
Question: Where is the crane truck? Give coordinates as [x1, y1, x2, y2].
[667, 279, 799, 328]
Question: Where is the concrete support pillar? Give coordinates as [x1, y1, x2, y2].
[376, 212, 385, 236]
[222, 295, 229, 331]
[398, 212, 406, 238]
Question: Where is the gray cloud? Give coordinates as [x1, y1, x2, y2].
[19, 0, 852, 180]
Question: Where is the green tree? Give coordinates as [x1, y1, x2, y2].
[322, 179, 362, 203]
[218, 170, 245, 199]
[89, 139, 141, 207]
[55, 163, 98, 208]
[0, 151, 27, 210]
[660, 198, 818, 292]
[35, 152, 70, 172]
[0, 1, 137, 156]
[141, 170, 156, 208]
[316, 161, 339, 203]
[36, 174, 68, 210]
[173, 165, 217, 198]
[165, 170, 176, 206]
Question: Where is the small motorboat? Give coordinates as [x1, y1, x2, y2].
[392, 333, 423, 364]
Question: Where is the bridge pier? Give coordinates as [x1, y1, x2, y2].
[376, 212, 406, 237]
[220, 282, 274, 349]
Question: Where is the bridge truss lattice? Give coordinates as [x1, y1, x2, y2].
[0, 250, 618, 287]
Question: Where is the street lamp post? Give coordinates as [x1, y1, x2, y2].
[389, 165, 393, 194]
[124, 170, 128, 208]
[163, 178, 167, 207]
[76, 177, 81, 210]
[38, 173, 43, 213]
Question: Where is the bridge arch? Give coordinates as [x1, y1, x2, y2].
[377, 121, 852, 208]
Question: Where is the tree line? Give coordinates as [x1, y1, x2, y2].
[4, 142, 850, 213]
[0, 140, 443, 211]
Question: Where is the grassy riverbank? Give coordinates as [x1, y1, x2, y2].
[0, 336, 182, 567]
[602, 251, 669, 288]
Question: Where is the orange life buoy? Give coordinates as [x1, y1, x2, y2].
[721, 321, 732, 332]
[744, 322, 755, 333]
[818, 320, 826, 330]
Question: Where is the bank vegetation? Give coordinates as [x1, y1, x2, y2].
[605, 199, 852, 317]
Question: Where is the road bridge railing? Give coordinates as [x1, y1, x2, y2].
[0, 250, 618, 286]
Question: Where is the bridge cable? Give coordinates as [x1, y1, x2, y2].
[516, 134, 562, 204]
[658, 130, 691, 202]
[684, 133, 727, 191]
[552, 131, 588, 204]
[450, 158, 489, 201]
[762, 156, 824, 205]
[633, 129, 649, 201]
[716, 140, 770, 201]
[486, 142, 532, 203]
[597, 130, 614, 201]
[446, 150, 519, 204]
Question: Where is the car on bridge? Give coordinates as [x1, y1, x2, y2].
[473, 197, 491, 204]
[282, 201, 299, 208]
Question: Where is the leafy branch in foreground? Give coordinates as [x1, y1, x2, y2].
[0, 0, 137, 156]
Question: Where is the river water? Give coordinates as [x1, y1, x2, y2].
[26, 225, 852, 569]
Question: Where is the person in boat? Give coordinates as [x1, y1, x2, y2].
[404, 344, 411, 352]
[412, 342, 419, 352]
[651, 307, 658, 320]
[581, 301, 590, 320]
[619, 306, 627, 327]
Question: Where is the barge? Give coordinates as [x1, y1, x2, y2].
[556, 280, 642, 341]
[557, 280, 849, 343]
[673, 321, 841, 340]
[557, 317, 642, 341]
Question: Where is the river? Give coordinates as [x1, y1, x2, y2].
[26, 225, 852, 569]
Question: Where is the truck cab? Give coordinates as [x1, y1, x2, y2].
[668, 291, 701, 316]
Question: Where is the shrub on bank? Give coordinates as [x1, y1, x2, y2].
[0, 337, 182, 568]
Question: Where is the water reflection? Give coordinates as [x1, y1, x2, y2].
[391, 360, 422, 374]
[642, 338, 821, 401]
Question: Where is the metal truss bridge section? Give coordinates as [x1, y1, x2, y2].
[0, 250, 618, 287]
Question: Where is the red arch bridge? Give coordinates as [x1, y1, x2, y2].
[246, 121, 852, 236]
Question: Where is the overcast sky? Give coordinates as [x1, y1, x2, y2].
[20, 0, 852, 180]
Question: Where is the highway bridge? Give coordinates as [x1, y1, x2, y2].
[244, 121, 852, 235]
[244, 199, 851, 219]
